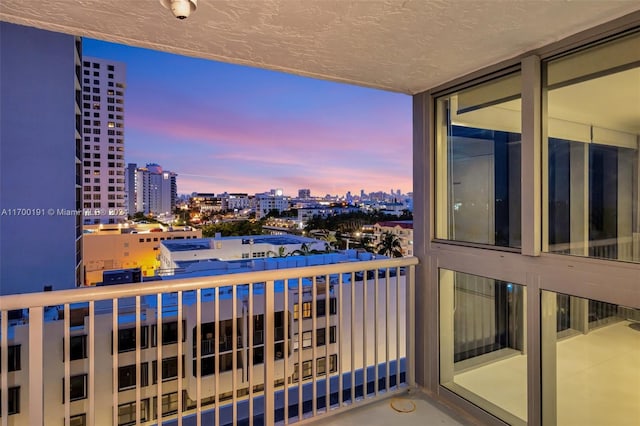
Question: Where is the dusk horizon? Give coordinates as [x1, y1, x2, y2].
[84, 38, 412, 197]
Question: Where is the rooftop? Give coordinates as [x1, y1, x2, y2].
[162, 234, 321, 252]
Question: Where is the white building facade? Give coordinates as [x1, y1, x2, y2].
[255, 191, 290, 219]
[130, 163, 178, 217]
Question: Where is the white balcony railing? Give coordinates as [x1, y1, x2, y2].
[0, 256, 417, 426]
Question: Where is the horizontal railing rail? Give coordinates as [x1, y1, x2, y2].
[0, 256, 417, 426]
[0, 257, 416, 310]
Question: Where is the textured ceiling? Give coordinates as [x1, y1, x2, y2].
[1, 0, 639, 94]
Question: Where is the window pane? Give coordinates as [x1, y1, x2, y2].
[542, 291, 640, 425]
[544, 31, 640, 263]
[436, 72, 522, 248]
[440, 269, 526, 424]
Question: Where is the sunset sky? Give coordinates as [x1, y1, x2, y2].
[84, 39, 412, 197]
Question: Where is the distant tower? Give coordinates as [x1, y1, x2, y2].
[133, 163, 178, 216]
[125, 163, 137, 215]
[298, 188, 311, 199]
[81, 56, 127, 224]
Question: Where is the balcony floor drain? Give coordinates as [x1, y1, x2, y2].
[390, 398, 416, 413]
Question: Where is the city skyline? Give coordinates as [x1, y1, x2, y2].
[83, 38, 412, 196]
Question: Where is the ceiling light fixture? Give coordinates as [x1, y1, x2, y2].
[160, 0, 197, 20]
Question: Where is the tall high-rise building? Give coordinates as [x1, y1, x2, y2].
[125, 163, 137, 215]
[129, 163, 178, 216]
[0, 22, 83, 294]
[81, 56, 127, 224]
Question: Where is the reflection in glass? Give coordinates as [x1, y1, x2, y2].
[542, 291, 640, 425]
[436, 73, 522, 248]
[545, 31, 640, 263]
[440, 269, 526, 425]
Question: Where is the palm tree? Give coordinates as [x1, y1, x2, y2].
[376, 232, 403, 258]
[291, 242, 312, 256]
[267, 246, 288, 258]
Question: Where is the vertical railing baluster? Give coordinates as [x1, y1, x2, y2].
[232, 285, 238, 425]
[214, 287, 220, 426]
[396, 267, 401, 388]
[28, 306, 44, 425]
[88, 301, 95, 425]
[385, 269, 390, 393]
[297, 277, 303, 421]
[1, 310, 8, 426]
[407, 265, 416, 387]
[248, 283, 254, 425]
[374, 271, 379, 396]
[337, 273, 344, 408]
[157, 293, 163, 425]
[196, 289, 202, 426]
[264, 280, 275, 426]
[135, 296, 141, 424]
[311, 276, 317, 416]
[112, 299, 118, 426]
[350, 271, 355, 404]
[283, 278, 289, 425]
[324, 274, 330, 411]
[177, 291, 183, 425]
[362, 270, 368, 399]
[64, 303, 71, 426]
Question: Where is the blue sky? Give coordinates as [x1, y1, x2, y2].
[84, 39, 412, 196]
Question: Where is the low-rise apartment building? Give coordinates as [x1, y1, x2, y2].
[83, 223, 202, 284]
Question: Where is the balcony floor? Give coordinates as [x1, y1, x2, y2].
[308, 389, 469, 426]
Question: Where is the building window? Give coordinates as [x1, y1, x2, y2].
[435, 72, 522, 248]
[0, 387, 20, 415]
[439, 269, 526, 424]
[544, 31, 640, 263]
[152, 356, 184, 383]
[329, 354, 337, 373]
[151, 321, 185, 347]
[302, 331, 312, 349]
[153, 392, 178, 418]
[115, 326, 149, 352]
[70, 413, 86, 426]
[118, 362, 148, 391]
[293, 360, 313, 382]
[1, 345, 21, 371]
[317, 357, 327, 375]
[541, 292, 640, 425]
[117, 399, 149, 426]
[293, 301, 312, 320]
[67, 335, 87, 360]
[316, 298, 337, 316]
[64, 374, 88, 402]
[316, 326, 337, 347]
